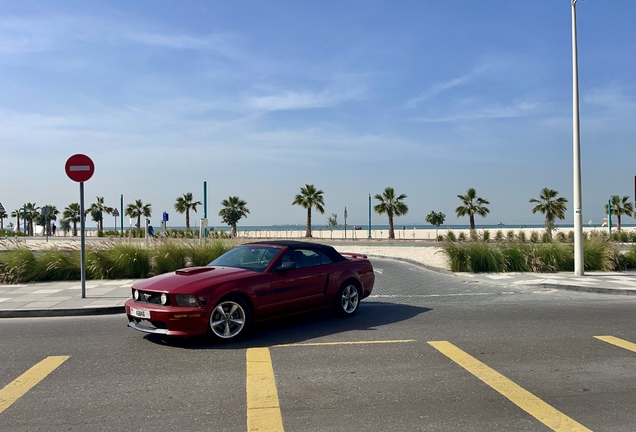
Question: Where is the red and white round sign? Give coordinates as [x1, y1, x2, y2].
[65, 154, 95, 182]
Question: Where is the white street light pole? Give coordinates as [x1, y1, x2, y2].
[572, 0, 584, 275]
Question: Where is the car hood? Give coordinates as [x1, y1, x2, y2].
[132, 266, 257, 294]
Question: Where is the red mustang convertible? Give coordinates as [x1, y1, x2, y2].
[125, 241, 375, 341]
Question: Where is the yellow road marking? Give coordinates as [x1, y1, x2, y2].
[594, 336, 636, 353]
[428, 341, 591, 432]
[0, 356, 69, 415]
[246, 348, 284, 432]
[274, 339, 415, 348]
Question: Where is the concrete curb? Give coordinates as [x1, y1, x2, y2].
[0, 306, 125, 319]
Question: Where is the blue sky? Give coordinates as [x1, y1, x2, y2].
[1, 1, 635, 229]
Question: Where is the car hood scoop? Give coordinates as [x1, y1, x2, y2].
[175, 267, 215, 276]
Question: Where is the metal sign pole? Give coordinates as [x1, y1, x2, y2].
[80, 182, 86, 298]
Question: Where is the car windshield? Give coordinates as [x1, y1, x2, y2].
[209, 246, 282, 272]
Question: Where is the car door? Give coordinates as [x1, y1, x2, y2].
[268, 248, 330, 310]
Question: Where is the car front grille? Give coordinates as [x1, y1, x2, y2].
[132, 289, 171, 306]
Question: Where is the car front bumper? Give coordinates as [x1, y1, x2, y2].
[125, 299, 209, 337]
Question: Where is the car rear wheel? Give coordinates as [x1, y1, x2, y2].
[334, 281, 361, 317]
[208, 295, 251, 341]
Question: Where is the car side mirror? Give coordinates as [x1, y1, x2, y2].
[276, 261, 297, 272]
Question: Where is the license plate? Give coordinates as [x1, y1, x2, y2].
[130, 307, 151, 319]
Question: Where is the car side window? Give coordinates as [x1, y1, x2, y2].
[277, 249, 331, 269]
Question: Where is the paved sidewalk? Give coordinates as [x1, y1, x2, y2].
[459, 271, 636, 295]
[0, 280, 140, 318]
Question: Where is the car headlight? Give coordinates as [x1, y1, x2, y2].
[160, 293, 168, 305]
[133, 289, 139, 300]
[175, 294, 200, 307]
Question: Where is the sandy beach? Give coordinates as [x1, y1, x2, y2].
[232, 226, 634, 241]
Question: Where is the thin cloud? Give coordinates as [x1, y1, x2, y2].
[413, 102, 537, 123]
[406, 63, 493, 108]
[245, 87, 364, 111]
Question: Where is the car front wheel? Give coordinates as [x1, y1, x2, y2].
[208, 295, 251, 341]
[334, 281, 361, 317]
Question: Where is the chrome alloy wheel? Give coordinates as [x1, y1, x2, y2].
[340, 284, 359, 314]
[210, 300, 246, 339]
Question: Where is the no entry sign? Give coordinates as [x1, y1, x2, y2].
[65, 154, 95, 182]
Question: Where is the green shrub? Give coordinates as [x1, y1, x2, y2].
[624, 245, 636, 268]
[36, 249, 82, 281]
[517, 231, 527, 243]
[619, 232, 629, 242]
[437, 235, 443, 242]
[555, 232, 567, 243]
[441, 241, 504, 273]
[530, 231, 540, 243]
[152, 241, 189, 275]
[630, 232, 636, 242]
[187, 240, 232, 266]
[0, 248, 37, 283]
[482, 230, 491, 242]
[445, 231, 457, 242]
[458, 232, 466, 242]
[87, 243, 151, 279]
[542, 232, 552, 243]
[568, 231, 574, 242]
[583, 238, 615, 271]
[535, 243, 574, 272]
[494, 230, 504, 242]
[441, 242, 470, 272]
[507, 230, 515, 242]
[502, 244, 531, 272]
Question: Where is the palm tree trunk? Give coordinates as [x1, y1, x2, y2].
[232, 223, 237, 237]
[306, 209, 312, 237]
[469, 215, 475, 231]
[388, 216, 395, 239]
[186, 210, 190, 231]
[73, 222, 77, 236]
[617, 215, 622, 233]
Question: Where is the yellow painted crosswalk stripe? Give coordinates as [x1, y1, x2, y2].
[428, 341, 591, 432]
[594, 336, 636, 353]
[0, 356, 70, 415]
[246, 348, 284, 432]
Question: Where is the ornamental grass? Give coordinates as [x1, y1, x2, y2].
[0, 239, 234, 283]
[441, 237, 635, 273]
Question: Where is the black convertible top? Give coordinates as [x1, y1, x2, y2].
[244, 240, 347, 263]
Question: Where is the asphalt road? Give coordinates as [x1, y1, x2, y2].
[1, 257, 636, 431]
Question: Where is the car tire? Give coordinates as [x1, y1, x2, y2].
[208, 295, 251, 342]
[334, 281, 361, 317]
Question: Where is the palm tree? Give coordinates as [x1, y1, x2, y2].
[11, 208, 22, 232]
[37, 205, 60, 236]
[24, 202, 40, 236]
[606, 195, 634, 233]
[59, 219, 71, 237]
[292, 184, 325, 237]
[63, 203, 82, 236]
[125, 199, 152, 230]
[0, 210, 6, 231]
[455, 188, 490, 231]
[529, 188, 568, 237]
[174, 193, 202, 231]
[87, 197, 113, 233]
[218, 196, 250, 237]
[374, 187, 409, 239]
